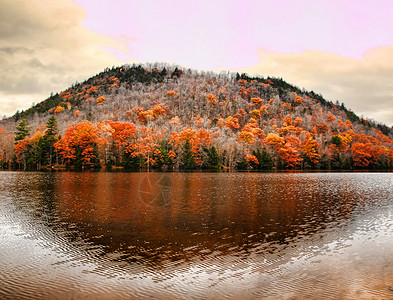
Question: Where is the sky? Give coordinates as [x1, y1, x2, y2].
[1, 0, 393, 125]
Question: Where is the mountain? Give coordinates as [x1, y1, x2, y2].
[1, 63, 393, 171]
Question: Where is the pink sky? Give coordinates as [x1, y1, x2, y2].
[77, 0, 393, 69]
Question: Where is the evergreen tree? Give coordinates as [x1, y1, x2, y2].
[256, 148, 274, 170]
[204, 146, 220, 170]
[153, 144, 174, 170]
[236, 159, 247, 170]
[15, 119, 30, 143]
[26, 139, 44, 170]
[45, 116, 58, 136]
[41, 116, 59, 167]
[122, 150, 140, 170]
[249, 149, 274, 170]
[181, 140, 195, 170]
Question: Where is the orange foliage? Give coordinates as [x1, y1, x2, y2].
[96, 96, 107, 104]
[245, 154, 259, 165]
[251, 110, 261, 120]
[137, 104, 166, 123]
[351, 142, 387, 168]
[283, 114, 292, 126]
[316, 123, 328, 134]
[170, 116, 181, 126]
[293, 117, 303, 126]
[278, 125, 302, 136]
[14, 132, 43, 163]
[106, 121, 137, 151]
[238, 122, 264, 144]
[351, 142, 374, 168]
[109, 76, 120, 88]
[54, 122, 107, 167]
[260, 105, 268, 114]
[278, 143, 302, 168]
[170, 128, 211, 165]
[238, 109, 247, 115]
[60, 91, 73, 101]
[224, 116, 240, 130]
[238, 79, 248, 85]
[251, 97, 263, 104]
[54, 106, 65, 114]
[294, 96, 304, 105]
[126, 126, 158, 166]
[265, 133, 302, 168]
[86, 86, 99, 94]
[207, 94, 216, 106]
[14, 138, 31, 163]
[194, 115, 203, 127]
[327, 114, 336, 122]
[301, 138, 320, 164]
[152, 104, 167, 117]
[238, 131, 255, 144]
[265, 133, 285, 149]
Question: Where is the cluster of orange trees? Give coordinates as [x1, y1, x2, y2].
[8, 117, 217, 170]
[6, 113, 393, 171]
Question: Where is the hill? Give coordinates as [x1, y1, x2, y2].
[1, 63, 393, 171]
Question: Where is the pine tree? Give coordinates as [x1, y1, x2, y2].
[15, 119, 30, 143]
[250, 149, 273, 170]
[258, 148, 274, 170]
[42, 116, 59, 167]
[181, 140, 195, 170]
[122, 150, 140, 170]
[205, 146, 220, 170]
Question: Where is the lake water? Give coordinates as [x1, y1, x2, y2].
[0, 171, 392, 299]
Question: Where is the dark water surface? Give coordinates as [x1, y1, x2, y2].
[0, 171, 392, 299]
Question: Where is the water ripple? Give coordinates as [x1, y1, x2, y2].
[1, 171, 393, 299]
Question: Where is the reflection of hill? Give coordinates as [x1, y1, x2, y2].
[41, 172, 362, 267]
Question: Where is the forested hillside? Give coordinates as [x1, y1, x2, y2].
[1, 63, 392, 171]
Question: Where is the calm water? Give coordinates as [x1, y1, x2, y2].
[0, 171, 392, 299]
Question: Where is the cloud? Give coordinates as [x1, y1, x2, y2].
[0, 0, 132, 117]
[238, 46, 393, 126]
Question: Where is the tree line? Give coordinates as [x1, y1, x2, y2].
[3, 115, 393, 172]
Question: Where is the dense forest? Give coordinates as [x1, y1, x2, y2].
[1, 63, 393, 171]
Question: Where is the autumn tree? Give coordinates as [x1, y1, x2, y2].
[127, 126, 157, 169]
[329, 134, 352, 169]
[14, 131, 44, 170]
[54, 122, 106, 170]
[301, 137, 320, 168]
[0, 128, 13, 168]
[265, 133, 302, 169]
[104, 121, 137, 167]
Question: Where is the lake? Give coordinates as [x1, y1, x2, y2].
[0, 171, 392, 299]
